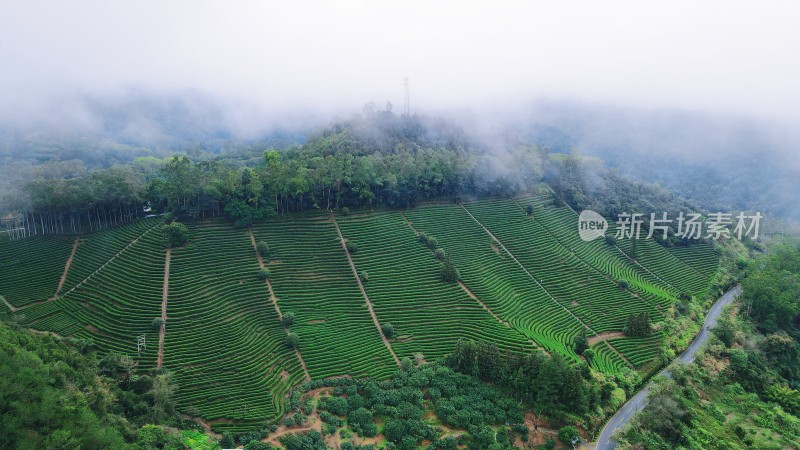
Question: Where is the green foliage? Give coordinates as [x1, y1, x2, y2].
[618, 279, 629, 290]
[439, 258, 460, 283]
[220, 432, 235, 448]
[258, 268, 271, 280]
[574, 330, 588, 355]
[324, 396, 349, 416]
[152, 317, 165, 329]
[162, 221, 189, 248]
[302, 362, 521, 447]
[244, 440, 276, 450]
[345, 241, 358, 254]
[433, 248, 446, 260]
[256, 241, 270, 257]
[286, 332, 299, 349]
[381, 323, 394, 338]
[624, 312, 652, 337]
[279, 431, 326, 450]
[446, 339, 592, 416]
[0, 321, 180, 449]
[281, 312, 295, 327]
[712, 317, 737, 347]
[764, 384, 800, 415]
[359, 271, 369, 283]
[136, 425, 186, 449]
[557, 426, 580, 445]
[742, 240, 800, 335]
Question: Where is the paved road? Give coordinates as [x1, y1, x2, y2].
[594, 285, 742, 450]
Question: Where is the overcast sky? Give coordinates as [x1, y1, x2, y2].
[1, 0, 799, 122]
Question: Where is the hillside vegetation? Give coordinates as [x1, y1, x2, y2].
[0, 112, 738, 448]
[0, 192, 723, 437]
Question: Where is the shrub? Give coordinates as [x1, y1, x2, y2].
[525, 204, 534, 215]
[161, 222, 189, 248]
[281, 312, 295, 327]
[440, 259, 460, 283]
[359, 271, 369, 283]
[574, 331, 588, 354]
[151, 318, 165, 330]
[418, 232, 428, 244]
[400, 357, 413, 372]
[383, 419, 409, 443]
[256, 241, 269, 257]
[381, 323, 394, 338]
[618, 279, 629, 290]
[326, 396, 349, 416]
[258, 268, 271, 280]
[286, 333, 299, 349]
[605, 235, 617, 246]
[283, 416, 295, 427]
[322, 423, 336, 436]
[557, 426, 580, 445]
[220, 432, 235, 448]
[345, 241, 358, 254]
[426, 236, 439, 250]
[624, 312, 652, 337]
[434, 248, 446, 260]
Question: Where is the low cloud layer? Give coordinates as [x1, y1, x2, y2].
[1, 1, 799, 124]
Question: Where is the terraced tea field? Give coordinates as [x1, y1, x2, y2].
[337, 211, 535, 360]
[251, 215, 398, 380]
[0, 234, 76, 307]
[165, 221, 306, 432]
[0, 197, 720, 431]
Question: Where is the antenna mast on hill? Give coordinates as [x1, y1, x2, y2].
[403, 77, 410, 117]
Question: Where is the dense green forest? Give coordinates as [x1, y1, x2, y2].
[0, 319, 192, 449]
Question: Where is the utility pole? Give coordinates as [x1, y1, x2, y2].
[137, 335, 147, 355]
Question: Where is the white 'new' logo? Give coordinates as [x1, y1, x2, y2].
[578, 210, 608, 242]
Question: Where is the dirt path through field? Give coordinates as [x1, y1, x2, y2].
[157, 248, 171, 369]
[587, 331, 624, 346]
[0, 295, 18, 312]
[400, 213, 509, 325]
[399, 212, 542, 352]
[55, 238, 80, 295]
[248, 228, 311, 381]
[329, 213, 401, 367]
[62, 220, 161, 298]
[459, 203, 597, 335]
[458, 282, 509, 326]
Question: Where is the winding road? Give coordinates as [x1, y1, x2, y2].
[594, 285, 742, 449]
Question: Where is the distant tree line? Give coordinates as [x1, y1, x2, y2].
[6, 108, 712, 242]
[6, 111, 550, 235]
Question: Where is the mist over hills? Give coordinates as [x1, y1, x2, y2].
[1, 89, 797, 223]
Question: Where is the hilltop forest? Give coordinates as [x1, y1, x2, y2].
[5, 109, 696, 241]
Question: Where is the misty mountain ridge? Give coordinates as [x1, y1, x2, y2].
[1, 88, 797, 223]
